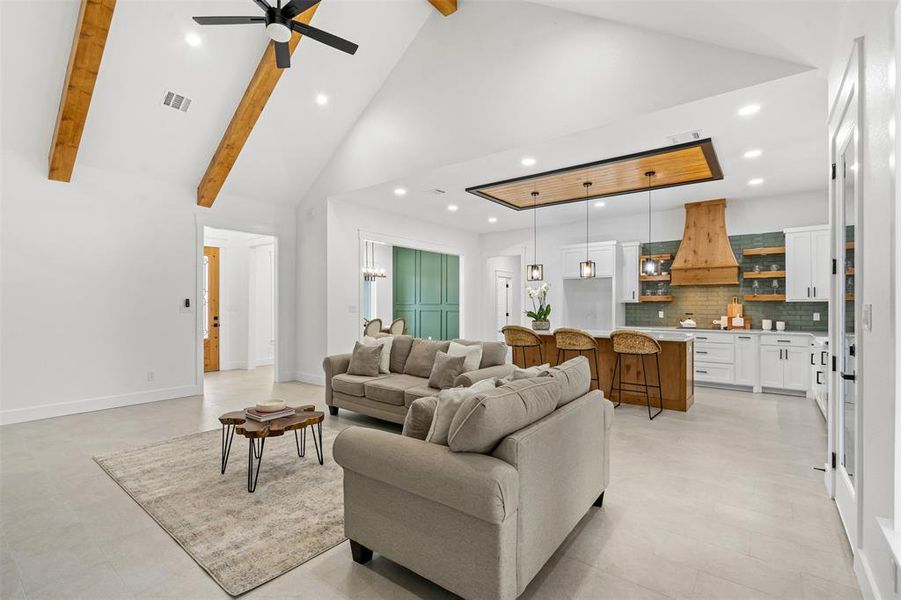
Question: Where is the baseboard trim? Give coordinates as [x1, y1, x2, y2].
[854, 547, 883, 600]
[295, 371, 325, 386]
[0, 384, 201, 426]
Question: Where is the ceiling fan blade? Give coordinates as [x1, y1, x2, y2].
[274, 41, 291, 68]
[281, 0, 321, 19]
[251, 0, 272, 12]
[193, 16, 265, 25]
[290, 21, 358, 55]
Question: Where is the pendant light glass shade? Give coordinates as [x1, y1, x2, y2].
[641, 171, 658, 276]
[580, 181, 595, 279]
[526, 191, 544, 281]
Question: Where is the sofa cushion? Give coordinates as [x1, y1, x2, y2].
[453, 339, 508, 368]
[361, 335, 393, 374]
[428, 351, 467, 390]
[389, 335, 415, 374]
[401, 396, 438, 440]
[448, 377, 561, 453]
[541, 355, 591, 407]
[403, 339, 451, 378]
[332, 373, 385, 397]
[427, 378, 498, 446]
[405, 384, 440, 406]
[448, 341, 482, 372]
[347, 342, 382, 377]
[364, 374, 429, 407]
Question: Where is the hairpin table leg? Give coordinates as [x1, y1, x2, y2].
[220, 424, 235, 474]
[311, 422, 323, 465]
[294, 427, 307, 458]
[247, 437, 265, 493]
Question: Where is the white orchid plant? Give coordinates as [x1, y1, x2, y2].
[525, 282, 551, 322]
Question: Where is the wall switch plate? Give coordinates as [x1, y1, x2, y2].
[813, 312, 820, 321]
[146, 371, 155, 383]
[863, 303, 873, 331]
[658, 311, 665, 319]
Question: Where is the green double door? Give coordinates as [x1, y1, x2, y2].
[393, 247, 459, 340]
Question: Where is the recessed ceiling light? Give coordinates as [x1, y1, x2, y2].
[315, 93, 329, 106]
[743, 149, 762, 159]
[738, 104, 761, 117]
[748, 178, 764, 186]
[393, 187, 407, 196]
[447, 204, 459, 212]
[488, 217, 498, 223]
[520, 156, 536, 167]
[185, 32, 202, 47]
[594, 201, 605, 208]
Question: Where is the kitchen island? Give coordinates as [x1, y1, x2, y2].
[531, 330, 695, 412]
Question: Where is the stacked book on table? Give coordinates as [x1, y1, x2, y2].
[244, 407, 295, 422]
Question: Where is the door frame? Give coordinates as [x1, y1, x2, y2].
[203, 246, 221, 372]
[826, 37, 864, 550]
[494, 269, 515, 340]
[196, 223, 281, 392]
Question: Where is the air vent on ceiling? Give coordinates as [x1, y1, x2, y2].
[667, 130, 702, 145]
[429, 188, 447, 195]
[162, 91, 192, 113]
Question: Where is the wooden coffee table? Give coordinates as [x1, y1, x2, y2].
[218, 405, 324, 492]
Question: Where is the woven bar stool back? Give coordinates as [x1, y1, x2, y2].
[552, 328, 599, 389]
[609, 329, 663, 420]
[501, 325, 544, 368]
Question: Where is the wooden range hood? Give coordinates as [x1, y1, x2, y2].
[671, 199, 739, 286]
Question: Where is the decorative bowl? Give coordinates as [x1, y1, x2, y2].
[255, 400, 287, 413]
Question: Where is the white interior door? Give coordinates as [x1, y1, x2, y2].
[495, 273, 512, 341]
[829, 60, 861, 548]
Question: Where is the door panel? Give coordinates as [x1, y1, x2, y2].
[444, 310, 459, 340]
[496, 276, 511, 341]
[444, 254, 460, 305]
[783, 348, 810, 392]
[203, 247, 220, 372]
[418, 251, 443, 305]
[393, 247, 417, 305]
[393, 247, 460, 339]
[759, 346, 783, 388]
[589, 246, 615, 277]
[785, 231, 812, 301]
[419, 310, 443, 340]
[811, 228, 831, 300]
[733, 336, 757, 386]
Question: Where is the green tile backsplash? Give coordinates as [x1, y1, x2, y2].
[625, 232, 828, 332]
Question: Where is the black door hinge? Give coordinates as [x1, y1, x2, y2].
[832, 356, 837, 372]
[831, 163, 837, 180]
[831, 452, 837, 469]
[832, 259, 837, 275]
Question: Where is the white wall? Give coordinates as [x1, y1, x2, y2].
[0, 149, 297, 425]
[475, 191, 827, 339]
[316, 200, 480, 382]
[825, 4, 899, 599]
[204, 228, 275, 371]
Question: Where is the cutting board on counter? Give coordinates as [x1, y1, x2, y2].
[727, 296, 743, 318]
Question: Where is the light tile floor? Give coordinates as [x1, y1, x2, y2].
[0, 368, 860, 599]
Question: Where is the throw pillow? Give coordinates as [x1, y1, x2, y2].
[362, 335, 393, 374]
[389, 335, 415, 373]
[540, 355, 591, 407]
[448, 377, 561, 453]
[346, 342, 382, 377]
[428, 351, 467, 390]
[452, 339, 507, 368]
[426, 378, 496, 445]
[402, 396, 438, 440]
[403, 339, 451, 378]
[507, 363, 550, 382]
[448, 341, 483, 372]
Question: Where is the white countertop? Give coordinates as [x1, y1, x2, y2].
[629, 326, 827, 337]
[536, 329, 695, 342]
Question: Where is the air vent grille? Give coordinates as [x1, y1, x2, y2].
[162, 91, 192, 113]
[667, 130, 702, 145]
[429, 188, 447, 195]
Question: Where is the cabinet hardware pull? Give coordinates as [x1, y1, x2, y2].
[807, 287, 811, 297]
[810, 353, 815, 365]
[816, 371, 824, 385]
[813, 286, 817, 297]
[696, 370, 708, 374]
[697, 350, 708, 354]
[777, 339, 791, 343]
[738, 336, 750, 340]
[841, 372, 856, 381]
[696, 336, 707, 340]
[821, 351, 828, 365]
[779, 349, 783, 359]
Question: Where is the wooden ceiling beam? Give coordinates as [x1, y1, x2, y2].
[196, 3, 319, 208]
[48, 0, 117, 182]
[428, 0, 457, 16]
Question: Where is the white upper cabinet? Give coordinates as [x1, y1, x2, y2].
[561, 242, 616, 279]
[618, 242, 640, 303]
[785, 225, 830, 302]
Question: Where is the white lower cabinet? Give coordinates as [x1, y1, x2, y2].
[759, 346, 785, 388]
[759, 336, 810, 392]
[733, 334, 758, 388]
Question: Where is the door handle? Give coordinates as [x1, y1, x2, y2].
[841, 372, 856, 381]
[807, 287, 811, 298]
[816, 371, 824, 385]
[213, 323, 219, 328]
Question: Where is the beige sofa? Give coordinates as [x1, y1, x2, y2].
[333, 359, 614, 600]
[322, 336, 514, 424]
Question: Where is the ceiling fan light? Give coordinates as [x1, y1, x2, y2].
[266, 22, 292, 43]
[580, 260, 596, 279]
[526, 263, 544, 282]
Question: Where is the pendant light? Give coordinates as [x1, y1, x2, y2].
[579, 181, 595, 278]
[642, 171, 659, 276]
[526, 191, 544, 281]
[362, 240, 386, 281]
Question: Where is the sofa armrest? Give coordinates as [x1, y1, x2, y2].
[334, 427, 519, 524]
[322, 353, 352, 406]
[454, 363, 514, 388]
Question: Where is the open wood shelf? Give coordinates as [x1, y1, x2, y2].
[846, 293, 855, 301]
[640, 274, 671, 282]
[743, 271, 785, 279]
[640, 295, 673, 302]
[639, 253, 673, 261]
[742, 246, 785, 257]
[744, 294, 786, 302]
[846, 267, 855, 276]
[846, 242, 855, 250]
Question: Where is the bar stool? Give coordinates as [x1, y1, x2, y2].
[363, 318, 382, 337]
[552, 328, 600, 390]
[609, 330, 663, 420]
[501, 325, 545, 368]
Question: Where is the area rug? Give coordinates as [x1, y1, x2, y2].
[94, 423, 345, 596]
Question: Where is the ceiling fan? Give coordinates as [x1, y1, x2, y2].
[193, 0, 358, 69]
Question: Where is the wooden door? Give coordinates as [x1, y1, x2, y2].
[203, 247, 220, 372]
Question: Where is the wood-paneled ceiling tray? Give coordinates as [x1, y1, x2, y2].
[466, 139, 722, 210]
